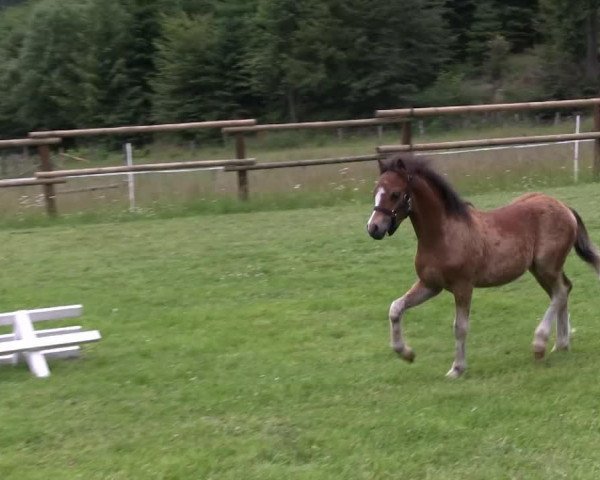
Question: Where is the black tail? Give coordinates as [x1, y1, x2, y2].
[570, 208, 600, 276]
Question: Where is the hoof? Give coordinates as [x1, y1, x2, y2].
[533, 344, 546, 360]
[446, 366, 464, 379]
[392, 344, 415, 363]
[401, 347, 415, 363]
[533, 350, 545, 360]
[551, 344, 570, 353]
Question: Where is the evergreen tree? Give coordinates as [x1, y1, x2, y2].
[467, 0, 502, 65]
[120, 0, 171, 125]
[211, 0, 259, 118]
[152, 13, 224, 122]
[87, 0, 138, 126]
[538, 0, 600, 97]
[14, 0, 98, 131]
[444, 0, 476, 63]
[497, 1, 539, 53]
[0, 5, 29, 136]
[245, 0, 303, 121]
[446, 0, 538, 64]
[341, 0, 450, 111]
[152, 2, 258, 123]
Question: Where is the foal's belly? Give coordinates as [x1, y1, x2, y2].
[474, 240, 533, 287]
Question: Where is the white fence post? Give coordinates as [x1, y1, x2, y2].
[124, 142, 135, 211]
[574, 115, 581, 182]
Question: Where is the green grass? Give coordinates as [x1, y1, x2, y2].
[1, 182, 600, 478]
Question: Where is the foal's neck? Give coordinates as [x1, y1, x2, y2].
[409, 176, 448, 247]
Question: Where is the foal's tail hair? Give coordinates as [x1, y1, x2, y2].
[570, 208, 600, 276]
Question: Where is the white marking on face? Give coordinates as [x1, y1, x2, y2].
[367, 187, 385, 227]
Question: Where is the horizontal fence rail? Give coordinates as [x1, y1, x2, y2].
[0, 177, 66, 188]
[378, 132, 600, 153]
[377, 97, 600, 180]
[376, 98, 600, 118]
[0, 138, 61, 148]
[222, 118, 405, 134]
[224, 117, 408, 200]
[29, 119, 257, 139]
[224, 154, 382, 172]
[35, 159, 256, 179]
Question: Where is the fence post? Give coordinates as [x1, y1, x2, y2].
[401, 120, 412, 148]
[37, 144, 57, 217]
[594, 105, 600, 180]
[124, 142, 135, 212]
[235, 133, 249, 201]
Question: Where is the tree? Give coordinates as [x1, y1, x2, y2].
[497, 1, 539, 53]
[87, 0, 138, 126]
[443, 0, 476, 63]
[538, 0, 600, 97]
[120, 0, 172, 125]
[152, 13, 225, 122]
[341, 0, 451, 111]
[466, 0, 502, 65]
[152, 2, 259, 123]
[0, 4, 29, 136]
[245, 0, 304, 122]
[14, 0, 98, 131]
[211, 0, 260, 118]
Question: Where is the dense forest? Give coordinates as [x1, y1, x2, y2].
[0, 0, 598, 137]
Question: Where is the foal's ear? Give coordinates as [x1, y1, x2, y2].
[393, 155, 407, 172]
[378, 155, 407, 173]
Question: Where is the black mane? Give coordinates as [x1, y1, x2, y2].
[380, 154, 471, 220]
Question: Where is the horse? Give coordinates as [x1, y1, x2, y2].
[366, 153, 600, 378]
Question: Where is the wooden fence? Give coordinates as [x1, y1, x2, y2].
[0, 137, 64, 216]
[22, 119, 256, 216]
[3, 98, 600, 216]
[376, 97, 600, 178]
[27, 119, 256, 138]
[221, 118, 407, 200]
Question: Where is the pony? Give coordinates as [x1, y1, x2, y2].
[366, 153, 600, 378]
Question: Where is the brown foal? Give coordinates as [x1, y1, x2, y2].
[366, 153, 600, 378]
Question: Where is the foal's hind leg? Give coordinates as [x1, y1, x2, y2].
[389, 280, 441, 362]
[553, 273, 573, 352]
[530, 268, 571, 359]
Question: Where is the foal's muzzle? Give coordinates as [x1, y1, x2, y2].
[368, 194, 412, 239]
[367, 222, 387, 240]
[371, 206, 402, 237]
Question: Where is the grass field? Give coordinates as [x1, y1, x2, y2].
[1, 182, 600, 479]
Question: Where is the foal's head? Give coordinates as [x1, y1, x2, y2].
[367, 154, 413, 240]
[367, 153, 471, 240]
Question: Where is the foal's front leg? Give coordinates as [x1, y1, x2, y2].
[447, 286, 473, 379]
[389, 280, 441, 362]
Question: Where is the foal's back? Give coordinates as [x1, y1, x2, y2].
[471, 193, 577, 287]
